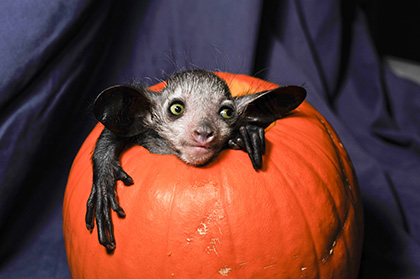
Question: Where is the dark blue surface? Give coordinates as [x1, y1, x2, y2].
[0, 1, 419, 278]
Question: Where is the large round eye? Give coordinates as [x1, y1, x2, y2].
[220, 107, 234, 119]
[169, 103, 185, 116]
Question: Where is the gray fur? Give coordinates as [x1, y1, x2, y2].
[137, 70, 243, 166]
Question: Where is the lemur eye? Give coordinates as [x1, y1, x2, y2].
[220, 107, 234, 119]
[169, 102, 184, 116]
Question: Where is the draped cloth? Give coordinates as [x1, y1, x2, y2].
[1, 1, 419, 278]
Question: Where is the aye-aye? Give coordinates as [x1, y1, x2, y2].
[85, 69, 306, 251]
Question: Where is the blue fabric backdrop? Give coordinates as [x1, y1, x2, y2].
[1, 0, 419, 278]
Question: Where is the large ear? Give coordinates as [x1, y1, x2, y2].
[236, 86, 306, 128]
[93, 85, 154, 137]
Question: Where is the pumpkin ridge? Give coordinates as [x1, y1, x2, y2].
[269, 160, 322, 277]
[163, 176, 178, 277]
[284, 128, 348, 269]
[257, 164, 295, 275]
[217, 167, 239, 277]
[316, 117, 357, 275]
[317, 117, 356, 204]
[276, 120, 354, 275]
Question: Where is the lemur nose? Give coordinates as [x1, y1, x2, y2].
[193, 123, 215, 144]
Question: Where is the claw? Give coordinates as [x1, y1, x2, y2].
[110, 196, 126, 218]
[228, 138, 242, 150]
[86, 223, 94, 233]
[105, 243, 116, 252]
[117, 168, 134, 186]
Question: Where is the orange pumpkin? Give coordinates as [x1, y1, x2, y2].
[63, 72, 363, 278]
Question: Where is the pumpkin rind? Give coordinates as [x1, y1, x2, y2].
[63, 72, 363, 278]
